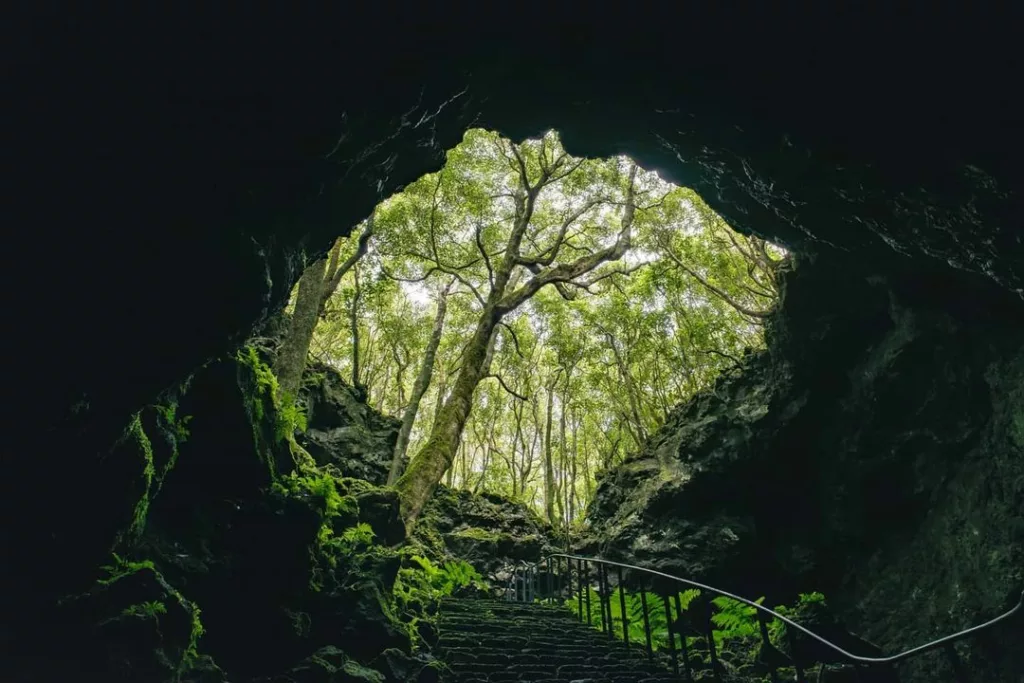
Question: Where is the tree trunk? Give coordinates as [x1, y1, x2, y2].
[274, 257, 328, 400]
[544, 380, 557, 528]
[388, 284, 450, 485]
[394, 156, 637, 530]
[570, 404, 578, 523]
[350, 264, 362, 390]
[396, 307, 500, 525]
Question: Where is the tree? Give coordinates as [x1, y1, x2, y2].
[302, 127, 785, 530]
[388, 280, 453, 484]
[274, 218, 374, 400]
[394, 131, 644, 528]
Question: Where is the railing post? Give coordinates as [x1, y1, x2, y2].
[674, 592, 692, 681]
[546, 557, 553, 604]
[602, 564, 613, 638]
[605, 564, 612, 634]
[663, 591, 679, 675]
[944, 642, 969, 683]
[577, 558, 584, 621]
[757, 607, 779, 683]
[640, 589, 654, 661]
[703, 598, 720, 681]
[617, 566, 630, 650]
[597, 563, 607, 634]
[785, 613, 806, 683]
[584, 561, 592, 625]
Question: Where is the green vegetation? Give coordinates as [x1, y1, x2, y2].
[566, 587, 827, 656]
[92, 553, 211, 681]
[451, 527, 501, 542]
[285, 127, 783, 528]
[393, 554, 483, 647]
[126, 414, 156, 540]
[120, 600, 168, 621]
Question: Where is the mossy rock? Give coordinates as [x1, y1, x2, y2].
[283, 646, 386, 683]
[62, 556, 221, 683]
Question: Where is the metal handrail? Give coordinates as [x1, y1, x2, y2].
[506, 552, 1023, 678]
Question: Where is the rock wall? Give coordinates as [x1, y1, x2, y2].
[582, 255, 1024, 681]
[3, 351, 416, 683]
[415, 486, 558, 585]
[5, 9, 1023, 683]
[299, 361, 401, 485]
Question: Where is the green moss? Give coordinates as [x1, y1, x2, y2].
[237, 345, 278, 419]
[452, 527, 501, 542]
[272, 469, 357, 521]
[284, 607, 312, 637]
[236, 344, 315, 474]
[92, 553, 211, 681]
[152, 400, 191, 496]
[296, 646, 385, 683]
[120, 600, 167, 620]
[97, 553, 156, 586]
[341, 659, 385, 683]
[126, 414, 156, 540]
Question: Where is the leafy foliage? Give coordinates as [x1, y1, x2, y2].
[303, 127, 784, 525]
[567, 586, 827, 659]
[392, 554, 484, 648]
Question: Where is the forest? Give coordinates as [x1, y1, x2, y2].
[275, 128, 785, 532]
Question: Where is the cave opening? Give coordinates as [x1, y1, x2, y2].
[5, 33, 1022, 681]
[274, 127, 786, 533]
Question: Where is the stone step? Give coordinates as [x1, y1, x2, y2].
[438, 615, 581, 629]
[438, 635, 610, 649]
[438, 599, 694, 683]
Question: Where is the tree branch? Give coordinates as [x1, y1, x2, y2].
[320, 215, 374, 314]
[497, 165, 638, 316]
[505, 140, 532, 192]
[486, 374, 528, 401]
[498, 321, 525, 358]
[660, 241, 773, 319]
[474, 221, 495, 288]
[516, 198, 605, 268]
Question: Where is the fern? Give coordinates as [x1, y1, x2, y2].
[710, 595, 763, 646]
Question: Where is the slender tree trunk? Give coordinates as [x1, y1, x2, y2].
[275, 218, 373, 403]
[570, 405, 578, 522]
[606, 333, 646, 444]
[350, 264, 362, 390]
[559, 381, 569, 526]
[388, 284, 450, 485]
[431, 373, 447, 430]
[274, 257, 328, 400]
[544, 380, 557, 528]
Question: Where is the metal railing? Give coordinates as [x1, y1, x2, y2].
[505, 553, 1023, 682]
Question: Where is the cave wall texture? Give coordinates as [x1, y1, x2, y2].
[3, 4, 1022, 681]
[581, 256, 1024, 681]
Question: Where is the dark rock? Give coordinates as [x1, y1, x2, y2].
[379, 648, 440, 683]
[584, 257, 1024, 681]
[274, 645, 387, 683]
[299, 362, 401, 485]
[354, 486, 406, 547]
[12, 352, 411, 683]
[416, 486, 558, 583]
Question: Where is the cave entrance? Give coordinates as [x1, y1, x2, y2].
[274, 127, 785, 531]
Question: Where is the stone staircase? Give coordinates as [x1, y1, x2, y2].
[437, 598, 688, 683]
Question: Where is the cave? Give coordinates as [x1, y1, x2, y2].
[4, 6, 1022, 683]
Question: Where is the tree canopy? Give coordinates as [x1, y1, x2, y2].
[294, 128, 784, 530]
